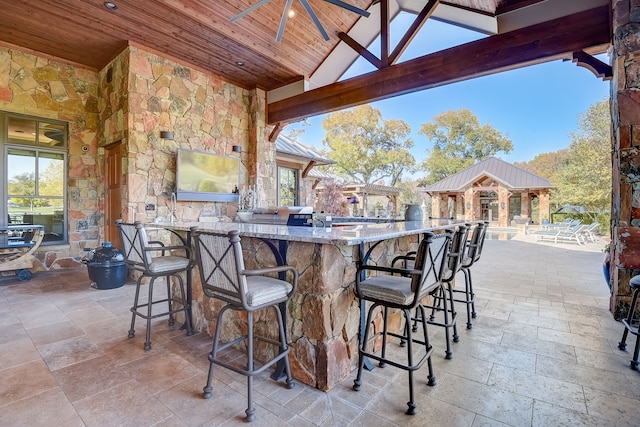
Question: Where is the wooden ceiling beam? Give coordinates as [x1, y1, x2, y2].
[268, 5, 610, 125]
[337, 32, 382, 69]
[380, 0, 390, 68]
[389, 0, 439, 66]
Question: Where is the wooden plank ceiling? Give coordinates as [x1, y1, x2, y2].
[1, 0, 536, 91]
[0, 1, 610, 124]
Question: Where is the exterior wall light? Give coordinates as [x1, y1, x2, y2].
[160, 131, 174, 140]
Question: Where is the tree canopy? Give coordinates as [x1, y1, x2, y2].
[513, 149, 570, 187]
[418, 109, 513, 185]
[515, 99, 611, 222]
[321, 105, 416, 185]
[554, 100, 611, 216]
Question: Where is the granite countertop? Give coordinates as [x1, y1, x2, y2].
[153, 219, 465, 246]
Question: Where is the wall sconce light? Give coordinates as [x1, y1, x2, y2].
[500, 202, 505, 210]
[160, 131, 174, 140]
[232, 145, 242, 153]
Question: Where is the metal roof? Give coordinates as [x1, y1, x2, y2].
[276, 134, 334, 166]
[422, 156, 553, 192]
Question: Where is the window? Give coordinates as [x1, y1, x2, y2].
[278, 167, 298, 206]
[2, 113, 67, 244]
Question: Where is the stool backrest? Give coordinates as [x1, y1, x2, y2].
[192, 229, 247, 306]
[443, 225, 469, 282]
[411, 230, 452, 295]
[463, 221, 488, 267]
[116, 220, 152, 270]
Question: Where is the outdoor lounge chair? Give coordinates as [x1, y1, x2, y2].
[533, 224, 587, 245]
[580, 222, 600, 243]
[541, 218, 581, 231]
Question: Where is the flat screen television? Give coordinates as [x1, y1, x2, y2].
[176, 148, 240, 202]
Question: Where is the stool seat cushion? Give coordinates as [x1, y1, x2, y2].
[246, 276, 293, 307]
[149, 256, 190, 273]
[631, 275, 640, 289]
[358, 276, 412, 305]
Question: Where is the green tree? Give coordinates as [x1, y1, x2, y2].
[555, 100, 611, 220]
[418, 109, 513, 185]
[8, 172, 35, 207]
[397, 179, 429, 208]
[322, 105, 416, 185]
[39, 159, 64, 197]
[514, 150, 570, 184]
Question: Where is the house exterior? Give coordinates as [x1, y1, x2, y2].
[422, 157, 552, 227]
[275, 134, 334, 208]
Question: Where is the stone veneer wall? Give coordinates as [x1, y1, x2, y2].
[611, 0, 640, 318]
[0, 43, 274, 267]
[0, 46, 101, 268]
[110, 45, 264, 224]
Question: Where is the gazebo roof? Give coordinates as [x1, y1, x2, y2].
[422, 156, 552, 192]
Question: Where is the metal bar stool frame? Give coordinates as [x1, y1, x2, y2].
[115, 220, 193, 351]
[191, 228, 298, 422]
[419, 225, 469, 359]
[453, 221, 488, 329]
[618, 274, 640, 370]
[353, 230, 453, 415]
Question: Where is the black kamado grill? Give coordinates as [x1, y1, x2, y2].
[83, 241, 127, 289]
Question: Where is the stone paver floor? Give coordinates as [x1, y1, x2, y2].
[1, 236, 639, 426]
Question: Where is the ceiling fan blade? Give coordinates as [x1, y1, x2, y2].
[300, 0, 330, 41]
[324, 0, 371, 17]
[276, 0, 295, 42]
[230, 0, 273, 22]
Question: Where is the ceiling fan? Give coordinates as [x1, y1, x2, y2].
[231, 0, 371, 42]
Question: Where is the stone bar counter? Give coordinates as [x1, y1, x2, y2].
[158, 218, 462, 390]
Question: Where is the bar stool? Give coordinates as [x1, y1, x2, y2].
[353, 230, 452, 415]
[423, 225, 469, 359]
[115, 220, 193, 351]
[453, 221, 488, 329]
[618, 274, 640, 370]
[191, 228, 298, 422]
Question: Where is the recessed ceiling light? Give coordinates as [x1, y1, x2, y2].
[235, 61, 244, 67]
[103, 2, 118, 10]
[287, 9, 296, 19]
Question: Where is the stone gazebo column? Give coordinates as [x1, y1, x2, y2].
[464, 187, 474, 222]
[430, 193, 447, 218]
[611, 0, 640, 317]
[538, 192, 550, 225]
[521, 191, 531, 218]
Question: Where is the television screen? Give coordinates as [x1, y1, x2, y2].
[176, 149, 240, 202]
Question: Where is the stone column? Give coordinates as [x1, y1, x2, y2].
[611, 0, 640, 317]
[538, 191, 550, 225]
[498, 186, 510, 227]
[430, 193, 447, 218]
[464, 187, 474, 222]
[455, 195, 464, 220]
[248, 88, 276, 206]
[521, 191, 531, 218]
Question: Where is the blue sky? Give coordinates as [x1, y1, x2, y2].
[285, 13, 610, 172]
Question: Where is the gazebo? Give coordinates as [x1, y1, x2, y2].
[422, 157, 552, 227]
